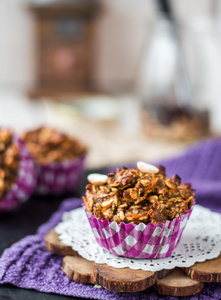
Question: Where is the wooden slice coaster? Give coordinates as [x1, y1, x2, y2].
[154, 268, 204, 297]
[45, 229, 220, 296]
[62, 257, 170, 292]
[45, 229, 168, 292]
[62, 256, 95, 284]
[93, 263, 156, 293]
[45, 229, 78, 256]
[184, 254, 221, 282]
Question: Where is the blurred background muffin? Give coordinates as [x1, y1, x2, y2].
[21, 127, 87, 195]
[0, 128, 36, 212]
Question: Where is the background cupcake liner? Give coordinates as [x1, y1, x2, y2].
[35, 155, 86, 195]
[86, 208, 193, 259]
[0, 137, 36, 213]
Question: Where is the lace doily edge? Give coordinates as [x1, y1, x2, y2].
[55, 230, 221, 272]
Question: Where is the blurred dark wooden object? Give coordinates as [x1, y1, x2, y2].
[28, 0, 100, 99]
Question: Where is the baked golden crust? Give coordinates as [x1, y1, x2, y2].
[0, 129, 20, 199]
[83, 166, 194, 224]
[21, 127, 87, 165]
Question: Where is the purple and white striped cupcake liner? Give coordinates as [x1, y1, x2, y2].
[0, 137, 36, 213]
[35, 155, 86, 195]
[85, 208, 193, 259]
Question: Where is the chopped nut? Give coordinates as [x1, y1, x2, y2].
[82, 196, 94, 212]
[123, 188, 139, 201]
[101, 198, 113, 209]
[172, 174, 181, 185]
[118, 202, 128, 208]
[119, 210, 125, 221]
[140, 179, 150, 186]
[100, 186, 110, 193]
[165, 179, 176, 189]
[87, 173, 108, 185]
[113, 195, 118, 206]
[113, 215, 121, 223]
[102, 208, 113, 219]
[148, 195, 158, 203]
[137, 161, 159, 174]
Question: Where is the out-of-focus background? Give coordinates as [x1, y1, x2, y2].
[1, 0, 221, 168]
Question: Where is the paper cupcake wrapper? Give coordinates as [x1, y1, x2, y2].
[86, 208, 193, 259]
[0, 137, 36, 213]
[35, 155, 86, 195]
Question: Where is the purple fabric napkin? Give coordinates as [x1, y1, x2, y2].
[0, 138, 221, 299]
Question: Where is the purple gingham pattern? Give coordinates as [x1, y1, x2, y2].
[35, 155, 86, 195]
[0, 137, 36, 212]
[86, 208, 192, 259]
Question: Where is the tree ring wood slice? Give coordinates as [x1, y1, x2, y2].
[93, 262, 156, 293]
[45, 229, 78, 256]
[45, 229, 210, 296]
[62, 256, 95, 284]
[183, 254, 221, 282]
[154, 268, 204, 297]
[156, 268, 172, 280]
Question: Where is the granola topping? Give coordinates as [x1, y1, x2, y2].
[0, 129, 20, 199]
[83, 165, 195, 224]
[21, 127, 87, 165]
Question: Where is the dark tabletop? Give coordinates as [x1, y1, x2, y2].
[0, 168, 105, 300]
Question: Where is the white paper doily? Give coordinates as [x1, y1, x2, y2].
[55, 205, 221, 271]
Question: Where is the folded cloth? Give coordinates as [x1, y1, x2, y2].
[0, 138, 221, 299]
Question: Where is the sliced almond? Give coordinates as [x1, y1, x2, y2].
[137, 161, 159, 174]
[87, 173, 108, 185]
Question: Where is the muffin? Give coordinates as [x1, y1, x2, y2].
[83, 162, 194, 258]
[0, 129, 36, 212]
[21, 127, 87, 195]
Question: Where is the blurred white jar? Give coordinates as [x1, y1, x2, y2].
[136, 14, 221, 133]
